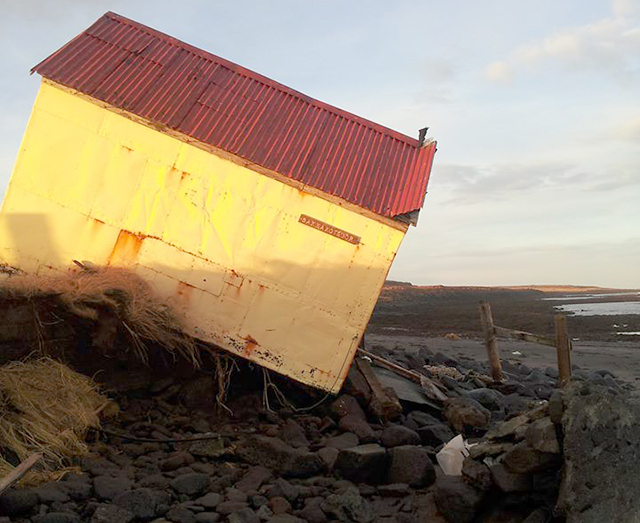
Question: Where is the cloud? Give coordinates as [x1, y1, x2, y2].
[612, 0, 640, 17]
[611, 115, 640, 141]
[434, 162, 587, 203]
[485, 2, 640, 84]
[485, 61, 512, 84]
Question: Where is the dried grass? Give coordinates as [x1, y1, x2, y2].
[213, 352, 237, 413]
[0, 267, 200, 366]
[0, 358, 108, 485]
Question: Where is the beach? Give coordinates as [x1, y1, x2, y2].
[367, 283, 640, 386]
[366, 333, 640, 386]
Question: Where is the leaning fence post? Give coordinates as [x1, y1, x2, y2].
[555, 314, 572, 387]
[479, 301, 502, 382]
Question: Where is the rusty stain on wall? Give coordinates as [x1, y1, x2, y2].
[108, 230, 144, 266]
[243, 334, 259, 357]
[176, 280, 195, 307]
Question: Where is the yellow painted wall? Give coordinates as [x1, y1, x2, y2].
[0, 80, 408, 392]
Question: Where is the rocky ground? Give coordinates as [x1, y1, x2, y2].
[0, 341, 634, 523]
[366, 333, 640, 389]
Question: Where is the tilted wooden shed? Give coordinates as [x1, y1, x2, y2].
[0, 12, 436, 392]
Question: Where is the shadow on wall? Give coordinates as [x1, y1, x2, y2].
[0, 212, 62, 270]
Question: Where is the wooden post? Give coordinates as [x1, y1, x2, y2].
[555, 314, 572, 387]
[479, 301, 502, 382]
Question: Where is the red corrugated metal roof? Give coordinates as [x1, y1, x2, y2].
[33, 12, 436, 218]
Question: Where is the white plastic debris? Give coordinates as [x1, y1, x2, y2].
[436, 434, 471, 475]
[512, 351, 523, 356]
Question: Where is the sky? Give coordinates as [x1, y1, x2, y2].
[1, 0, 638, 288]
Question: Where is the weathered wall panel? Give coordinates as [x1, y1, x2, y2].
[0, 81, 406, 392]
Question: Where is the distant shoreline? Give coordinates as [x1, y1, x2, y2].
[370, 283, 640, 343]
[384, 281, 640, 294]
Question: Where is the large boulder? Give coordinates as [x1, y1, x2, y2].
[380, 425, 421, 448]
[280, 419, 310, 449]
[338, 414, 376, 442]
[466, 388, 505, 412]
[412, 492, 450, 523]
[0, 488, 39, 517]
[443, 397, 491, 433]
[331, 395, 366, 420]
[93, 476, 132, 500]
[322, 487, 373, 523]
[113, 488, 170, 520]
[461, 457, 493, 491]
[334, 444, 389, 485]
[525, 417, 560, 453]
[324, 432, 359, 450]
[235, 466, 272, 492]
[170, 472, 209, 496]
[433, 476, 484, 523]
[502, 441, 560, 474]
[489, 463, 532, 493]
[417, 423, 454, 447]
[386, 445, 436, 488]
[558, 382, 640, 522]
[236, 435, 326, 478]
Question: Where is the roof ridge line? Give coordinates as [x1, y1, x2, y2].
[102, 11, 421, 148]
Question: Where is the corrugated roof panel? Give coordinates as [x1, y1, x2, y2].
[222, 80, 270, 152]
[301, 112, 349, 189]
[273, 103, 320, 175]
[32, 11, 436, 218]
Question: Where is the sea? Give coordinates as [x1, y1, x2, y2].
[544, 291, 640, 336]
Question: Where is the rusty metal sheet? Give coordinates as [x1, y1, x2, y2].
[372, 366, 441, 409]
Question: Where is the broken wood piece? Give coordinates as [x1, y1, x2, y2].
[0, 453, 43, 495]
[356, 348, 448, 403]
[419, 374, 449, 403]
[355, 357, 402, 420]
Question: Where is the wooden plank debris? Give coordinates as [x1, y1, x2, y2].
[0, 453, 43, 495]
[354, 358, 403, 420]
[357, 348, 448, 403]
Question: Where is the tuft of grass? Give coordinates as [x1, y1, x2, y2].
[0, 267, 200, 366]
[0, 358, 109, 485]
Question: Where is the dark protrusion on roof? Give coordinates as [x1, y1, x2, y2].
[418, 127, 429, 147]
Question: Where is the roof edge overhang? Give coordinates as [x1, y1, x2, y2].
[392, 138, 437, 227]
[40, 78, 413, 233]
